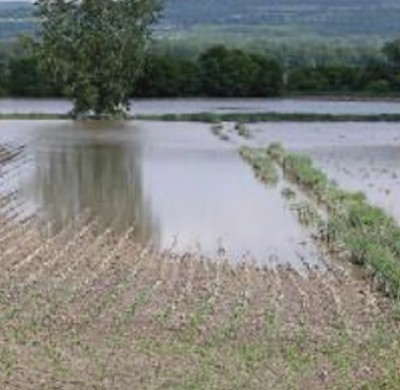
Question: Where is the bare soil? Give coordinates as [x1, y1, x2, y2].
[0, 212, 398, 389]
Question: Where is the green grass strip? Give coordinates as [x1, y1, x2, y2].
[137, 112, 400, 123]
[244, 143, 400, 297]
[0, 113, 69, 120]
[3, 112, 400, 122]
[280, 146, 400, 296]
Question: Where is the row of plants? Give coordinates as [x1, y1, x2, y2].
[139, 112, 400, 123]
[6, 112, 400, 122]
[243, 143, 400, 297]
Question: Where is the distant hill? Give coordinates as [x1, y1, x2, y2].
[0, 1, 35, 40]
[1, 0, 400, 41]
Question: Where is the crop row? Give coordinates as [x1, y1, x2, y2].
[0, 208, 398, 388]
[242, 143, 400, 297]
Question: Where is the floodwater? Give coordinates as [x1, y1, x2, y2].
[0, 120, 322, 267]
[1, 117, 399, 265]
[2, 97, 400, 115]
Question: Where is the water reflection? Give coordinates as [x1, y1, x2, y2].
[0, 120, 325, 266]
[27, 121, 158, 243]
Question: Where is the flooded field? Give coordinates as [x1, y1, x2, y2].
[0, 120, 322, 266]
[1, 118, 400, 388]
[2, 97, 400, 115]
[1, 119, 400, 265]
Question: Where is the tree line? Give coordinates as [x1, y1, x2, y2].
[1, 42, 400, 99]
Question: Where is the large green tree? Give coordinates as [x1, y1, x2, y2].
[33, 0, 161, 118]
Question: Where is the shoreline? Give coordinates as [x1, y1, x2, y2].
[1, 94, 400, 102]
[2, 112, 400, 122]
[285, 94, 400, 103]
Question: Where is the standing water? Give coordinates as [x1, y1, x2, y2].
[2, 97, 400, 115]
[0, 120, 322, 267]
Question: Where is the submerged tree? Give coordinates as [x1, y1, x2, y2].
[33, 0, 161, 118]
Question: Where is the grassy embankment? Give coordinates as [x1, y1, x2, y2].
[0, 113, 69, 120]
[0, 143, 399, 388]
[241, 144, 400, 298]
[2, 112, 400, 122]
[139, 112, 400, 123]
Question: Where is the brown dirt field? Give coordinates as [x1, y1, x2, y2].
[0, 214, 399, 389]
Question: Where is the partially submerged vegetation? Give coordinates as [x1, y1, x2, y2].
[240, 147, 278, 185]
[0, 113, 69, 120]
[210, 122, 230, 141]
[243, 143, 400, 297]
[31, 0, 162, 118]
[280, 148, 400, 297]
[4, 111, 400, 122]
[235, 122, 252, 139]
[137, 112, 400, 123]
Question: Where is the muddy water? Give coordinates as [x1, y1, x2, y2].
[2, 97, 400, 115]
[0, 120, 322, 266]
[247, 122, 400, 223]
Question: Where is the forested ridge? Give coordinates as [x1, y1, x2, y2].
[1, 0, 400, 40]
[162, 0, 400, 37]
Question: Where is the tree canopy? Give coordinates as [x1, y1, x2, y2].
[3, 39, 400, 99]
[199, 46, 282, 97]
[33, 0, 161, 118]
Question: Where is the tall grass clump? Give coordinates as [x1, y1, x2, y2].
[239, 146, 279, 185]
[283, 154, 329, 201]
[266, 143, 285, 162]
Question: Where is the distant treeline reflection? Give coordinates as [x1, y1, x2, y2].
[1, 41, 400, 98]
